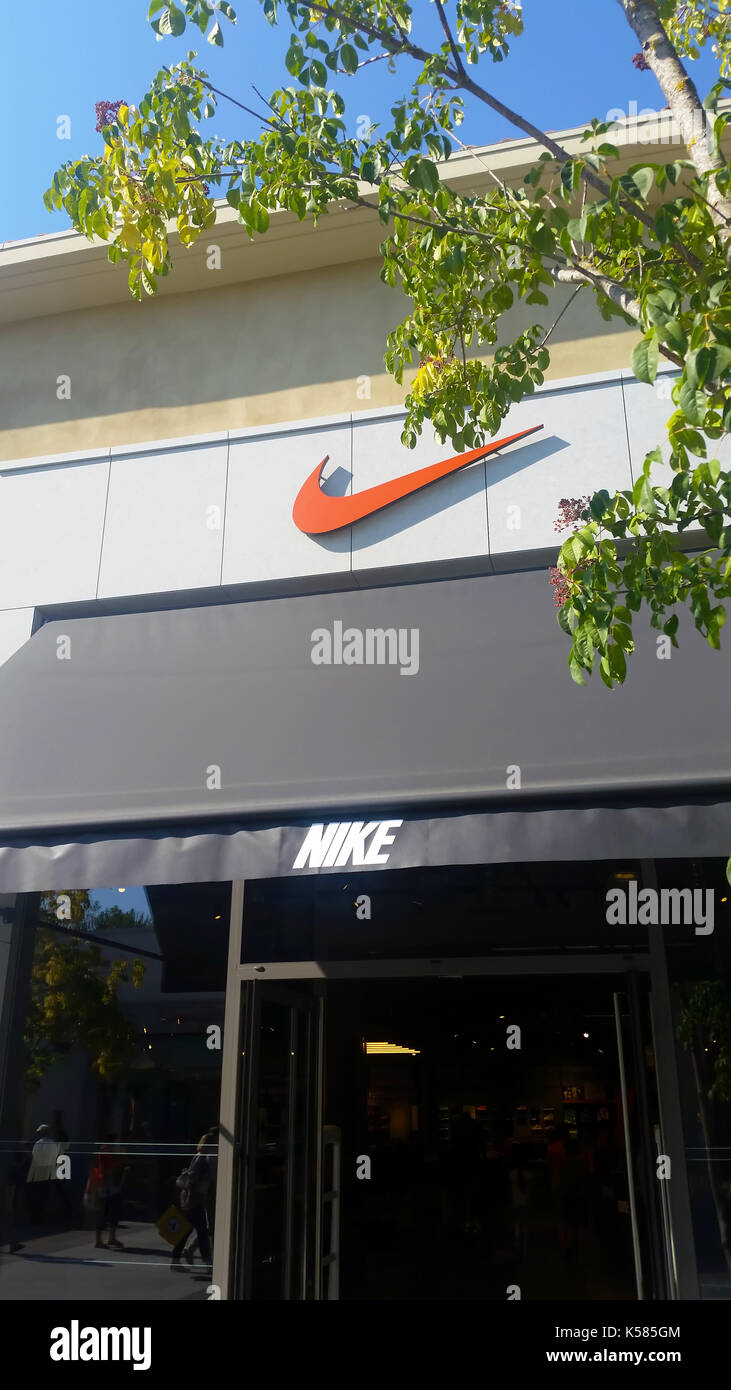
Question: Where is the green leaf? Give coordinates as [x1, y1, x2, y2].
[589, 490, 610, 522]
[340, 42, 358, 74]
[560, 161, 580, 194]
[686, 347, 711, 389]
[528, 221, 555, 255]
[608, 643, 627, 683]
[672, 427, 706, 456]
[575, 624, 595, 669]
[557, 604, 572, 636]
[253, 204, 270, 233]
[707, 605, 727, 649]
[632, 333, 659, 385]
[654, 205, 675, 243]
[632, 473, 656, 513]
[709, 344, 731, 381]
[645, 288, 678, 327]
[628, 164, 654, 200]
[285, 43, 302, 75]
[599, 656, 613, 688]
[613, 622, 635, 652]
[659, 318, 687, 356]
[159, 3, 186, 36]
[678, 377, 707, 427]
[566, 215, 587, 241]
[208, 19, 223, 45]
[568, 648, 586, 686]
[408, 159, 439, 195]
[566, 535, 585, 567]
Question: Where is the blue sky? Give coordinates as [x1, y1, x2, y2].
[89, 887, 152, 921]
[3, 1, 724, 243]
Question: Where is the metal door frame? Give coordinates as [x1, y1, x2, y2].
[214, 873, 699, 1301]
[238, 954, 651, 980]
[235, 978, 324, 1300]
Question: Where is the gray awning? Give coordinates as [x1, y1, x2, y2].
[0, 569, 730, 890]
[1, 798, 730, 893]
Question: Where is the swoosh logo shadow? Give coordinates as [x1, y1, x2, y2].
[485, 434, 570, 487]
[350, 434, 568, 548]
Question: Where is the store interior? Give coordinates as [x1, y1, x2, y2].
[325, 975, 640, 1300]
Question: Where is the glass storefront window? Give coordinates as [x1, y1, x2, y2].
[662, 857, 731, 1299]
[0, 883, 230, 1301]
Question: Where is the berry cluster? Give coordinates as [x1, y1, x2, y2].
[95, 100, 128, 132]
[632, 51, 650, 71]
[548, 566, 571, 608]
[553, 496, 591, 534]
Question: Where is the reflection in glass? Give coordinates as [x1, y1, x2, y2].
[662, 857, 731, 1298]
[0, 883, 229, 1301]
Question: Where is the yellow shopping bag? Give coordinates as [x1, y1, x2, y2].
[156, 1204, 192, 1246]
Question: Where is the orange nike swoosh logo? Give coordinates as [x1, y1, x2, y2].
[292, 424, 543, 534]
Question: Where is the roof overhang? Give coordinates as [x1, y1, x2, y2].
[0, 108, 719, 326]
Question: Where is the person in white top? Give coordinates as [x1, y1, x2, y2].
[26, 1124, 59, 1224]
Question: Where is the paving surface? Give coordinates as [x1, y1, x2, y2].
[0, 1223, 213, 1301]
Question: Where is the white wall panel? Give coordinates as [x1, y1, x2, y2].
[222, 421, 351, 585]
[350, 410, 489, 572]
[0, 371, 682, 610]
[98, 439, 228, 598]
[0, 456, 109, 607]
[485, 380, 631, 566]
[0, 609, 34, 667]
[623, 370, 731, 492]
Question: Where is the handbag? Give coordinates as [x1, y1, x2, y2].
[176, 1155, 209, 1210]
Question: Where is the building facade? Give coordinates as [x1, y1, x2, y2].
[1, 120, 730, 1303]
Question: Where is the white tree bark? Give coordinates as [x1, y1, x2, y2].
[618, 0, 731, 239]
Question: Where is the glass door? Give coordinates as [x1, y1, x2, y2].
[236, 981, 324, 1299]
[324, 969, 657, 1301]
[613, 972, 670, 1299]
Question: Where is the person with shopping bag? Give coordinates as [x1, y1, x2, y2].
[169, 1129, 216, 1272]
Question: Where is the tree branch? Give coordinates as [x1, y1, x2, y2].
[617, 0, 731, 240]
[434, 0, 466, 78]
[298, 0, 705, 274]
[555, 264, 683, 367]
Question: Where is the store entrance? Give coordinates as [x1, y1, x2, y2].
[235, 966, 669, 1301]
[331, 974, 647, 1301]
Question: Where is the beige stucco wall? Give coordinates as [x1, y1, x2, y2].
[0, 252, 637, 463]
